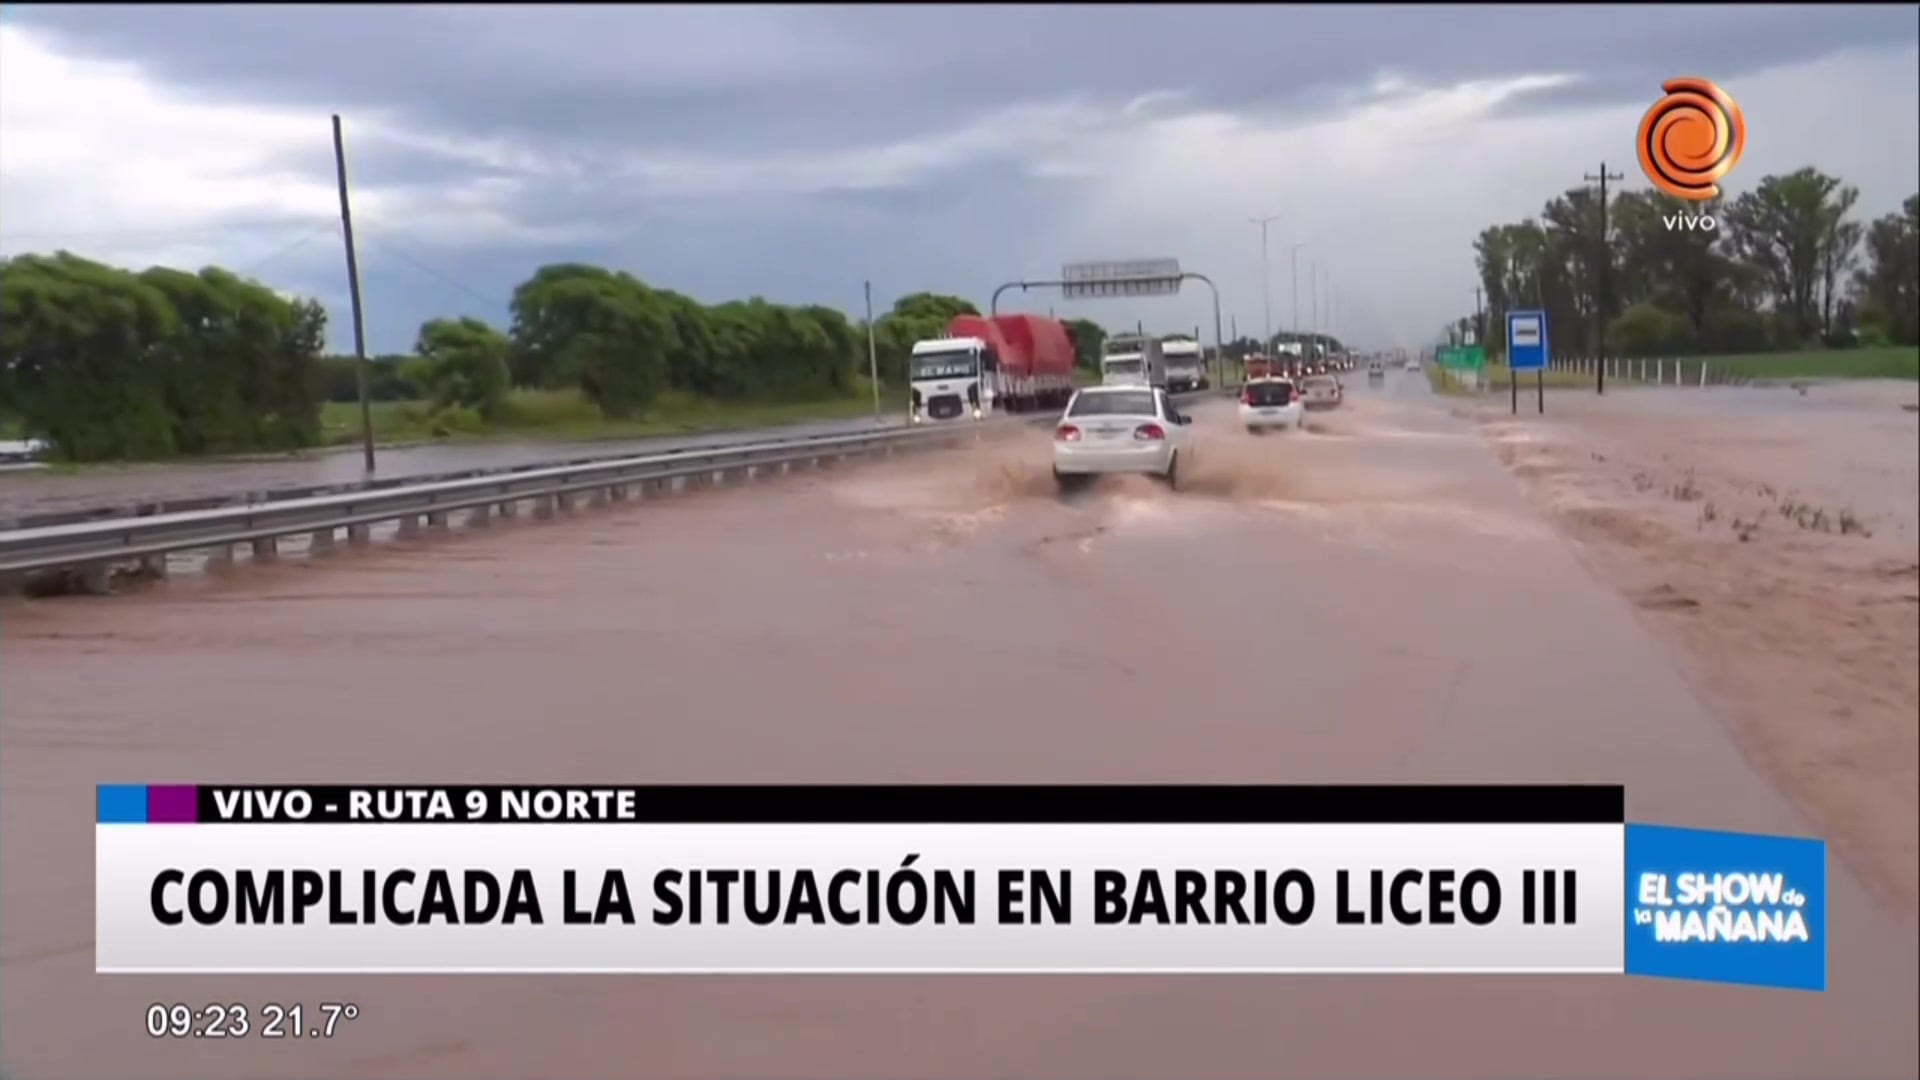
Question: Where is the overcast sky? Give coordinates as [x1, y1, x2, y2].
[2, 4, 1916, 353]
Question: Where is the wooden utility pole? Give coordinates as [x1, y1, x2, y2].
[864, 280, 880, 418]
[332, 115, 375, 473]
[1584, 162, 1625, 395]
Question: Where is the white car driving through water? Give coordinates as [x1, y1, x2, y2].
[1053, 385, 1195, 491]
[1239, 377, 1304, 432]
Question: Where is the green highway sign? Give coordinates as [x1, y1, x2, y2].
[1439, 345, 1486, 370]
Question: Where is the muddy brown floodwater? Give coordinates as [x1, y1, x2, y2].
[0, 415, 897, 521]
[3, 376, 1917, 1079]
[1466, 379, 1920, 916]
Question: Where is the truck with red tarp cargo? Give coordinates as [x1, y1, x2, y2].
[909, 313, 1077, 423]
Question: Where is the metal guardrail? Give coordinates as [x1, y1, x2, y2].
[0, 387, 1231, 589]
[0, 422, 1001, 583]
[0, 422, 924, 532]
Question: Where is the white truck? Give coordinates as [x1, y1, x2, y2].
[1100, 334, 1167, 389]
[1160, 337, 1207, 392]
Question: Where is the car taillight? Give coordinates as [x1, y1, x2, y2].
[1240, 388, 1253, 405]
[1056, 424, 1082, 441]
[1134, 423, 1165, 441]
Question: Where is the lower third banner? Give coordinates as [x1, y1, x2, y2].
[96, 784, 1624, 974]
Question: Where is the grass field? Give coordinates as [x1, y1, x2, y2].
[1428, 363, 1594, 395]
[1430, 345, 1918, 396]
[1701, 346, 1918, 381]
[321, 379, 915, 448]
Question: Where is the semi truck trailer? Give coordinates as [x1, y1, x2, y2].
[909, 313, 1076, 423]
[1100, 334, 1167, 389]
[1161, 336, 1207, 392]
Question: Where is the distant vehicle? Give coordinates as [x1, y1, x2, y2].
[1160, 337, 1207, 393]
[1368, 357, 1386, 384]
[1405, 357, 1422, 372]
[1100, 335, 1167, 389]
[1239, 378, 1304, 433]
[1053, 385, 1195, 491]
[909, 314, 1076, 423]
[0, 437, 48, 463]
[1243, 353, 1276, 381]
[1301, 374, 1343, 409]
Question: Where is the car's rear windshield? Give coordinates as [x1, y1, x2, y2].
[1246, 382, 1295, 406]
[1304, 376, 1336, 388]
[1070, 391, 1157, 417]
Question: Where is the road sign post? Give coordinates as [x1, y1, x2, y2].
[1060, 258, 1182, 300]
[997, 258, 1225, 387]
[1436, 344, 1485, 392]
[1506, 309, 1549, 415]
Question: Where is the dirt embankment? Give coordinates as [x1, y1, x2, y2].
[1469, 382, 1920, 915]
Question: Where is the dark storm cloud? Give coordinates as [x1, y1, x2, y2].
[15, 4, 1911, 165]
[8, 4, 1913, 350]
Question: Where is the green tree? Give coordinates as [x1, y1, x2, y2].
[889, 292, 979, 324]
[1063, 318, 1107, 368]
[1853, 194, 1920, 345]
[508, 264, 672, 417]
[1723, 168, 1859, 345]
[1606, 302, 1691, 356]
[415, 317, 512, 419]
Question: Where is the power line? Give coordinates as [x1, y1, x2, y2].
[233, 223, 340, 278]
[355, 231, 510, 309]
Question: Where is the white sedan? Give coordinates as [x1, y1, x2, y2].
[1053, 385, 1195, 491]
[1300, 374, 1344, 409]
[1239, 378, 1304, 432]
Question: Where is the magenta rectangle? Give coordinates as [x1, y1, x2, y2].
[146, 785, 199, 823]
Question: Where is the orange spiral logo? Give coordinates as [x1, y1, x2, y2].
[1637, 78, 1745, 201]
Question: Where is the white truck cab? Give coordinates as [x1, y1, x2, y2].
[1100, 335, 1167, 389]
[909, 336, 992, 422]
[1161, 338, 1206, 392]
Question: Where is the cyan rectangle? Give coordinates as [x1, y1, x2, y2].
[96, 785, 148, 824]
[1624, 823, 1826, 991]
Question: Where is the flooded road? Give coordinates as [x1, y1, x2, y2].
[4, 373, 1915, 1079]
[0, 413, 898, 521]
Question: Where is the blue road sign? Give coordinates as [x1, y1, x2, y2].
[1507, 309, 1548, 371]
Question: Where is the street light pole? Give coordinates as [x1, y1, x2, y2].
[864, 279, 880, 419]
[1309, 260, 1319, 352]
[1250, 215, 1279, 347]
[1290, 243, 1307, 356]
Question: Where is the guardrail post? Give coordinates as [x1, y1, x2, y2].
[1699, 360, 1708, 387]
[469, 504, 492, 528]
[251, 538, 277, 562]
[75, 564, 113, 595]
[310, 528, 336, 554]
[138, 554, 169, 580]
[347, 524, 371, 545]
[398, 515, 421, 536]
[555, 491, 576, 514]
[426, 510, 450, 530]
[1656, 358, 1664, 384]
[498, 499, 519, 519]
[532, 496, 555, 520]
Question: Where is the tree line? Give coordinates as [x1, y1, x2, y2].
[316, 287, 1134, 418]
[1460, 168, 1919, 360]
[3, 252, 1149, 462]
[0, 252, 327, 460]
